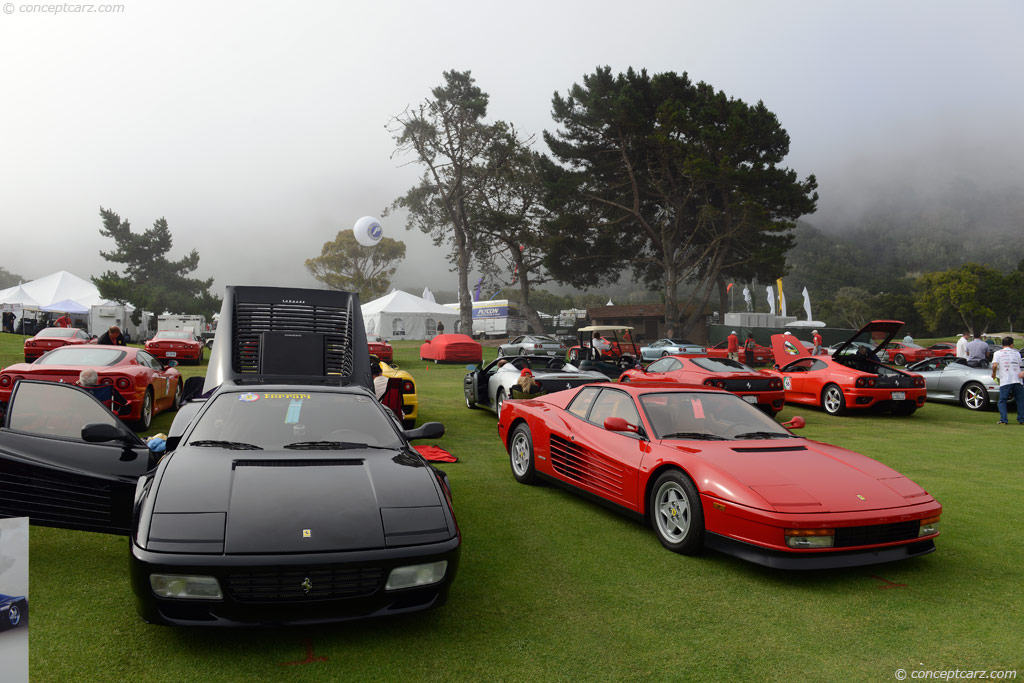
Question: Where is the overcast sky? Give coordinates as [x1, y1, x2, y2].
[1, 0, 1021, 297]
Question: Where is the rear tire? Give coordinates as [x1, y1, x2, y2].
[821, 383, 846, 416]
[495, 388, 507, 417]
[172, 381, 182, 411]
[894, 353, 906, 366]
[649, 470, 704, 555]
[960, 382, 989, 411]
[135, 389, 153, 430]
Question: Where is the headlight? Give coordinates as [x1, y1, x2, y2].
[385, 561, 448, 591]
[150, 574, 223, 600]
[919, 515, 940, 537]
[785, 528, 835, 549]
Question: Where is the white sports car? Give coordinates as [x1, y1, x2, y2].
[463, 356, 608, 416]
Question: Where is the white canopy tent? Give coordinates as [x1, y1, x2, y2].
[361, 290, 459, 341]
[0, 271, 145, 337]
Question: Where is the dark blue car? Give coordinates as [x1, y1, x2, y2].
[0, 594, 27, 630]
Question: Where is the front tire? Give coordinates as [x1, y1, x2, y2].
[821, 383, 846, 416]
[960, 382, 989, 411]
[465, 385, 476, 409]
[172, 380, 183, 411]
[495, 388, 507, 417]
[649, 470, 704, 554]
[661, 350, 670, 358]
[519, 347, 527, 356]
[509, 423, 537, 484]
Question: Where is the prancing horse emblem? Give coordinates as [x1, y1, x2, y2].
[302, 577, 313, 594]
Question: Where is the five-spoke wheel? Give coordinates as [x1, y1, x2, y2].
[960, 382, 989, 411]
[509, 423, 537, 484]
[821, 383, 846, 416]
[649, 470, 704, 554]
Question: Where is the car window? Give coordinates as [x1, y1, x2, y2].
[640, 392, 789, 440]
[185, 390, 403, 450]
[35, 348, 125, 366]
[567, 386, 601, 419]
[784, 358, 816, 372]
[691, 358, 755, 372]
[647, 357, 682, 373]
[588, 389, 640, 428]
[136, 351, 161, 370]
[157, 332, 191, 340]
[7, 382, 117, 440]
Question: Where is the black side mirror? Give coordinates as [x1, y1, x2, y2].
[181, 376, 205, 402]
[82, 422, 134, 444]
[404, 422, 445, 441]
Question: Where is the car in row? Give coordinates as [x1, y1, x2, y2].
[464, 356, 608, 415]
[496, 335, 566, 358]
[23, 327, 93, 362]
[144, 331, 204, 364]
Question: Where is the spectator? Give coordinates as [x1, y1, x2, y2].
[727, 330, 739, 361]
[591, 332, 612, 358]
[903, 333, 914, 344]
[370, 360, 388, 400]
[991, 336, 1024, 425]
[97, 325, 127, 346]
[513, 368, 543, 397]
[966, 334, 989, 367]
[2, 311, 14, 333]
[956, 333, 969, 359]
[76, 368, 127, 412]
[743, 333, 757, 366]
[54, 313, 72, 328]
[811, 329, 822, 355]
[436, 321, 444, 335]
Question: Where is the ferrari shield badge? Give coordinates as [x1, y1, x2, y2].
[302, 529, 311, 538]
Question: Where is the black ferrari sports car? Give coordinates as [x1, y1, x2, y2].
[0, 594, 27, 630]
[0, 286, 460, 626]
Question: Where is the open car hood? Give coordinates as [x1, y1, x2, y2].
[831, 320, 905, 358]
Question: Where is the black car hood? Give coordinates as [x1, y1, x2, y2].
[831, 320, 905, 358]
[149, 447, 446, 554]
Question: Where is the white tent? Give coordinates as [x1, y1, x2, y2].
[0, 285, 40, 308]
[0, 271, 107, 309]
[361, 290, 459, 341]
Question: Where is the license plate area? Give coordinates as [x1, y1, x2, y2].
[743, 395, 758, 404]
[166, 351, 177, 357]
[891, 391, 905, 401]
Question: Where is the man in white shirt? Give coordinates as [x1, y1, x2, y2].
[991, 336, 1024, 424]
[955, 333, 969, 358]
[591, 332, 612, 359]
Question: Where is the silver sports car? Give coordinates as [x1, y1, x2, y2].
[463, 355, 608, 415]
[639, 338, 705, 360]
[906, 356, 1002, 410]
[496, 335, 566, 358]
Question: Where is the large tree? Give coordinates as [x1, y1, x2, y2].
[916, 263, 1011, 335]
[92, 207, 220, 328]
[0, 266, 25, 289]
[305, 231, 405, 301]
[544, 67, 817, 336]
[389, 70, 507, 335]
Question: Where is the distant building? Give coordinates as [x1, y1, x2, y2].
[586, 304, 713, 344]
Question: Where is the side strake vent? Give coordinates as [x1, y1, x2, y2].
[232, 302, 354, 377]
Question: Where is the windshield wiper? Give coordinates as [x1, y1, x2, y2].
[732, 431, 797, 440]
[282, 441, 392, 451]
[659, 432, 729, 441]
[189, 440, 263, 450]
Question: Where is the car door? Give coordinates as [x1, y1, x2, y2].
[936, 363, 972, 398]
[0, 380, 154, 535]
[641, 357, 683, 383]
[559, 387, 647, 511]
[136, 350, 170, 403]
[464, 362, 484, 406]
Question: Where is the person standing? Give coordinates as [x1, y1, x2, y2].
[956, 333, 969, 359]
[991, 337, 1024, 425]
[811, 329, 823, 355]
[903, 333, 914, 344]
[54, 313, 72, 328]
[743, 333, 757, 366]
[97, 325, 127, 346]
[727, 331, 739, 361]
[966, 334, 989, 367]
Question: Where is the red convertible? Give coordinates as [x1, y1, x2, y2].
[498, 383, 941, 569]
[706, 340, 774, 365]
[23, 327, 93, 362]
[766, 321, 926, 416]
[619, 356, 785, 416]
[0, 345, 181, 429]
[144, 330, 204, 364]
[367, 335, 393, 363]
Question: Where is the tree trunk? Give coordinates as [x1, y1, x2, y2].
[514, 251, 545, 334]
[455, 220, 473, 337]
[663, 259, 679, 338]
[678, 251, 726, 338]
[717, 276, 729, 319]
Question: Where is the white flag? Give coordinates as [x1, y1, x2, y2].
[765, 286, 776, 316]
[802, 287, 812, 321]
[742, 286, 752, 312]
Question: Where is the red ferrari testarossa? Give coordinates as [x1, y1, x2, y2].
[497, 382, 940, 569]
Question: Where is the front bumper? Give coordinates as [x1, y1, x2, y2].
[706, 533, 936, 570]
[129, 536, 460, 626]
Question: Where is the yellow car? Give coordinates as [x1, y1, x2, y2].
[378, 359, 418, 428]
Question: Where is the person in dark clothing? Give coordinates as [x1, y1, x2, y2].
[97, 325, 127, 346]
[744, 333, 757, 366]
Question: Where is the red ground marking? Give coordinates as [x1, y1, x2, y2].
[279, 640, 328, 667]
[870, 575, 907, 589]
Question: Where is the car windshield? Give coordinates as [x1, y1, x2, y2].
[691, 358, 757, 373]
[36, 328, 77, 338]
[185, 390, 403, 450]
[156, 331, 190, 340]
[35, 347, 125, 366]
[640, 392, 791, 440]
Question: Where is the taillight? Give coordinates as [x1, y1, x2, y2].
[402, 381, 414, 394]
[855, 377, 877, 388]
[115, 377, 131, 390]
[703, 379, 715, 386]
[770, 379, 782, 389]
[716, 380, 726, 389]
[25, 340, 34, 347]
[0, 376, 11, 387]
[534, 344, 542, 349]
[101, 378, 114, 386]
[914, 377, 924, 387]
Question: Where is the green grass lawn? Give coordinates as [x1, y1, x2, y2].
[2, 334, 1022, 681]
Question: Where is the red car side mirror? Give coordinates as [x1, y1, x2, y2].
[782, 416, 805, 430]
[604, 417, 639, 433]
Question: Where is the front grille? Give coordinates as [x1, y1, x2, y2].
[226, 566, 385, 603]
[834, 521, 920, 548]
[232, 302, 354, 377]
[723, 378, 774, 392]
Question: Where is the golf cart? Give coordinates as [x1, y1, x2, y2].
[567, 325, 642, 377]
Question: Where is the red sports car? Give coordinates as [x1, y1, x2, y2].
[619, 355, 785, 415]
[498, 383, 941, 569]
[23, 327, 92, 362]
[766, 321, 926, 416]
[878, 342, 944, 366]
[0, 345, 181, 429]
[706, 340, 774, 364]
[144, 330, 204, 364]
[368, 335, 394, 363]
[420, 334, 482, 364]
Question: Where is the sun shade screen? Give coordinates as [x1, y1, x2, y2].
[259, 332, 325, 375]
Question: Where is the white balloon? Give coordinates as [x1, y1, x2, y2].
[353, 216, 383, 246]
